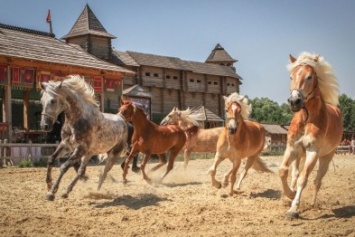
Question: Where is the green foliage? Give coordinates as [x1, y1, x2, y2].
[339, 94, 355, 131]
[249, 97, 292, 124]
[33, 157, 47, 167]
[18, 159, 34, 168]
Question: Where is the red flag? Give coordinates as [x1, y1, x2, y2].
[46, 10, 51, 23]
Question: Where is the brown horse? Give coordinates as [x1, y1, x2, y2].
[119, 100, 186, 184]
[160, 107, 224, 168]
[208, 93, 272, 196]
[279, 52, 343, 219]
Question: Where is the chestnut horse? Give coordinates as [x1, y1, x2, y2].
[208, 93, 272, 196]
[160, 107, 224, 168]
[119, 100, 186, 184]
[279, 52, 343, 218]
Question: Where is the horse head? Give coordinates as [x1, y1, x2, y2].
[288, 54, 320, 112]
[40, 81, 65, 132]
[119, 100, 135, 122]
[160, 107, 181, 125]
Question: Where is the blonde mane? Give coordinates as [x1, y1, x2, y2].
[224, 92, 252, 120]
[179, 108, 200, 127]
[42, 75, 99, 108]
[287, 52, 339, 105]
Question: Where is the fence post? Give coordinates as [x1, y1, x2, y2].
[4, 139, 13, 166]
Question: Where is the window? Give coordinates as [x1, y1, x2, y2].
[214, 82, 218, 85]
[208, 81, 212, 85]
[145, 72, 150, 77]
[166, 75, 170, 79]
[153, 73, 159, 77]
[189, 79, 194, 82]
[173, 76, 178, 80]
[227, 83, 230, 86]
[197, 80, 201, 83]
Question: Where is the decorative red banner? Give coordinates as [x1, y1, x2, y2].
[93, 76, 103, 92]
[105, 78, 118, 92]
[22, 68, 35, 86]
[12, 67, 20, 84]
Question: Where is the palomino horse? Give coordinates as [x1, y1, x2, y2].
[208, 92, 272, 196]
[279, 52, 343, 218]
[40, 75, 128, 200]
[160, 107, 224, 168]
[119, 100, 186, 184]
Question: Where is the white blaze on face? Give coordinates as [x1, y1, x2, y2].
[228, 103, 237, 130]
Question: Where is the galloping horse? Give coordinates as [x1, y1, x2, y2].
[40, 75, 128, 200]
[279, 52, 343, 218]
[208, 92, 272, 196]
[119, 100, 186, 184]
[160, 107, 224, 168]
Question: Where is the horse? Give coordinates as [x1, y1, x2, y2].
[40, 75, 128, 200]
[160, 107, 224, 168]
[208, 92, 272, 196]
[279, 52, 343, 219]
[118, 100, 186, 184]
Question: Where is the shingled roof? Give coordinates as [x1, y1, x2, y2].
[113, 49, 242, 79]
[205, 43, 237, 64]
[62, 4, 116, 39]
[262, 124, 288, 134]
[0, 23, 132, 74]
[190, 105, 224, 122]
[123, 84, 152, 98]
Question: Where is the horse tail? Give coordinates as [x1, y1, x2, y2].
[252, 156, 273, 173]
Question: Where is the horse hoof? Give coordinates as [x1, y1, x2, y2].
[61, 193, 69, 199]
[123, 179, 128, 184]
[215, 182, 222, 189]
[286, 211, 299, 219]
[132, 166, 140, 173]
[222, 182, 229, 188]
[145, 179, 153, 185]
[45, 193, 55, 201]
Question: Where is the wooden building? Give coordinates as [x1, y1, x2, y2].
[64, 4, 242, 123]
[0, 22, 133, 142]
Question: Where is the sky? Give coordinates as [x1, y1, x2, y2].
[1, 0, 354, 104]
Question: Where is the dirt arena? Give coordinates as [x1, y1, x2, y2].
[1, 154, 354, 237]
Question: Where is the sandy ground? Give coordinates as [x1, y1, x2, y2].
[0, 155, 355, 237]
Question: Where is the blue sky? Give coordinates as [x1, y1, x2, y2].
[1, 0, 354, 104]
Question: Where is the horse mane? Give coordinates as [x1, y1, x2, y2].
[224, 92, 252, 120]
[178, 108, 200, 127]
[287, 52, 339, 105]
[42, 75, 99, 108]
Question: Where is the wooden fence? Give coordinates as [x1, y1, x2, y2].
[0, 139, 58, 167]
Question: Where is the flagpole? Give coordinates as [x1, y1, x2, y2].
[46, 9, 53, 35]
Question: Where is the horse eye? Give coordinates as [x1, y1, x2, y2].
[306, 75, 312, 81]
[50, 99, 56, 104]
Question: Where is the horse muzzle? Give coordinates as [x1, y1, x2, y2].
[288, 90, 305, 112]
[40, 115, 55, 132]
[227, 118, 238, 134]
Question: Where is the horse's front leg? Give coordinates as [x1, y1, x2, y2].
[140, 153, 152, 184]
[279, 145, 299, 200]
[286, 149, 318, 219]
[208, 151, 225, 189]
[229, 158, 242, 196]
[45, 148, 83, 201]
[62, 154, 91, 199]
[235, 155, 257, 190]
[122, 145, 139, 182]
[183, 149, 191, 169]
[46, 142, 71, 191]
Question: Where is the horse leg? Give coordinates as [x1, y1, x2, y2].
[290, 156, 301, 191]
[122, 146, 139, 182]
[140, 153, 152, 184]
[45, 153, 78, 201]
[62, 155, 91, 199]
[97, 152, 116, 191]
[279, 145, 299, 200]
[229, 159, 242, 196]
[312, 151, 334, 206]
[236, 155, 256, 190]
[46, 143, 71, 191]
[132, 153, 140, 173]
[160, 149, 180, 182]
[286, 150, 318, 219]
[208, 152, 225, 189]
[73, 161, 88, 181]
[222, 167, 233, 187]
[150, 153, 167, 172]
[183, 149, 191, 169]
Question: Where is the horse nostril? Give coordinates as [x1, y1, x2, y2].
[295, 99, 301, 106]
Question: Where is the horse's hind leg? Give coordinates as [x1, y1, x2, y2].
[160, 149, 180, 182]
[97, 152, 116, 191]
[183, 149, 191, 169]
[140, 153, 152, 184]
[236, 155, 256, 190]
[312, 151, 334, 206]
[150, 153, 167, 172]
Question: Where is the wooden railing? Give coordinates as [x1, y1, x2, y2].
[0, 139, 58, 167]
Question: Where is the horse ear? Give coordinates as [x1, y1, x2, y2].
[40, 82, 48, 90]
[314, 54, 320, 62]
[223, 96, 228, 101]
[173, 107, 177, 111]
[289, 54, 297, 63]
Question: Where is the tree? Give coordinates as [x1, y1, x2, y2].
[339, 94, 355, 131]
[249, 97, 292, 124]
